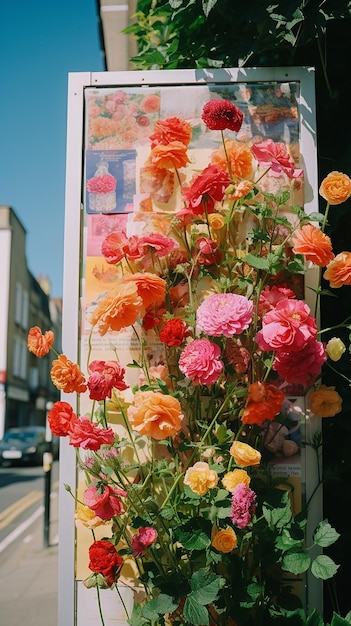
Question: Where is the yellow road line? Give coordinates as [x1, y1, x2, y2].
[0, 491, 43, 530]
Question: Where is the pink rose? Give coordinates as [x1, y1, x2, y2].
[87, 360, 128, 401]
[258, 285, 296, 317]
[182, 164, 230, 214]
[197, 293, 253, 337]
[84, 484, 127, 520]
[273, 340, 326, 386]
[178, 338, 224, 385]
[255, 299, 317, 352]
[68, 416, 115, 450]
[131, 527, 158, 556]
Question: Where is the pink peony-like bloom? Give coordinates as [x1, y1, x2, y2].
[182, 164, 231, 215]
[87, 360, 128, 401]
[84, 484, 127, 520]
[255, 299, 317, 352]
[230, 483, 257, 529]
[273, 340, 326, 386]
[258, 285, 296, 317]
[86, 174, 117, 193]
[139, 233, 180, 257]
[68, 416, 115, 450]
[101, 231, 129, 264]
[197, 293, 253, 337]
[252, 139, 303, 179]
[178, 338, 224, 385]
[131, 527, 158, 556]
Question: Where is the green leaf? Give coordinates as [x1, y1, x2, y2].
[190, 568, 225, 601]
[276, 528, 302, 551]
[331, 612, 351, 625]
[183, 596, 209, 626]
[311, 554, 340, 580]
[305, 608, 324, 626]
[202, 0, 218, 17]
[313, 520, 340, 547]
[282, 550, 311, 575]
[262, 500, 292, 528]
[243, 253, 270, 270]
[176, 523, 211, 550]
[142, 593, 179, 620]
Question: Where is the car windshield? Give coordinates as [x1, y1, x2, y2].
[3, 431, 38, 443]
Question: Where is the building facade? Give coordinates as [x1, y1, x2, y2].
[0, 205, 60, 439]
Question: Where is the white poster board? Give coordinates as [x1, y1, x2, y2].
[59, 67, 319, 626]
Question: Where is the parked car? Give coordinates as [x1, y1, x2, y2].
[0, 426, 52, 466]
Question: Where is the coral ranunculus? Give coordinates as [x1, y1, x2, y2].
[182, 164, 231, 214]
[292, 223, 334, 266]
[90, 282, 143, 335]
[51, 354, 87, 393]
[87, 360, 128, 400]
[241, 381, 284, 425]
[27, 326, 54, 357]
[184, 461, 219, 495]
[309, 385, 343, 417]
[319, 171, 351, 205]
[69, 416, 115, 450]
[47, 401, 76, 437]
[122, 272, 166, 308]
[101, 231, 129, 264]
[323, 251, 351, 288]
[127, 391, 183, 440]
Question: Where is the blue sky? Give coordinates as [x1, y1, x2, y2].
[0, 0, 105, 297]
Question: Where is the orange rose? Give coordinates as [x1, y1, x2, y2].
[309, 385, 342, 417]
[241, 381, 284, 425]
[222, 469, 250, 492]
[184, 461, 218, 496]
[292, 223, 334, 267]
[51, 354, 87, 394]
[208, 212, 225, 230]
[319, 171, 351, 205]
[230, 441, 261, 466]
[27, 326, 54, 358]
[211, 139, 253, 179]
[149, 141, 190, 170]
[90, 282, 143, 335]
[323, 252, 351, 288]
[212, 527, 237, 553]
[122, 272, 166, 309]
[127, 391, 183, 440]
[150, 117, 192, 147]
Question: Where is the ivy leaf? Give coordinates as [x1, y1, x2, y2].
[313, 520, 340, 547]
[282, 550, 311, 574]
[311, 555, 340, 580]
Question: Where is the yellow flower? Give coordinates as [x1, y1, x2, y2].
[230, 441, 261, 466]
[212, 527, 237, 553]
[184, 461, 218, 496]
[222, 469, 251, 492]
[326, 337, 346, 362]
[75, 502, 105, 528]
[208, 213, 225, 230]
[310, 385, 343, 417]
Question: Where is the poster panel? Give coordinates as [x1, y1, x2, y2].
[60, 67, 319, 626]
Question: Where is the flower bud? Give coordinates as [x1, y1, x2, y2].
[326, 337, 346, 362]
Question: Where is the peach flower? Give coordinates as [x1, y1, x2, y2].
[222, 469, 251, 492]
[140, 94, 161, 113]
[127, 391, 183, 440]
[75, 502, 105, 528]
[323, 252, 351, 288]
[211, 139, 253, 179]
[230, 441, 261, 467]
[150, 116, 192, 147]
[319, 171, 351, 205]
[184, 461, 218, 496]
[122, 272, 166, 309]
[27, 326, 54, 357]
[149, 141, 190, 170]
[51, 354, 87, 394]
[212, 527, 237, 553]
[292, 223, 334, 266]
[208, 213, 225, 230]
[90, 282, 143, 335]
[309, 385, 343, 417]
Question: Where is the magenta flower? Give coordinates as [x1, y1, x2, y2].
[255, 299, 317, 353]
[197, 293, 253, 337]
[178, 338, 224, 385]
[131, 527, 158, 556]
[230, 483, 257, 529]
[84, 484, 127, 520]
[273, 340, 326, 386]
[87, 360, 128, 401]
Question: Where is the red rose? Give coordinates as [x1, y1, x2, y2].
[201, 99, 244, 132]
[68, 416, 115, 450]
[48, 401, 76, 437]
[88, 540, 122, 586]
[159, 318, 189, 347]
[182, 164, 230, 214]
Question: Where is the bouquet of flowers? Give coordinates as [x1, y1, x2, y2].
[28, 98, 351, 626]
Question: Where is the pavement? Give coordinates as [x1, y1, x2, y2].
[0, 482, 59, 626]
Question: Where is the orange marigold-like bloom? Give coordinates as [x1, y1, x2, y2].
[309, 385, 343, 417]
[212, 527, 238, 553]
[230, 441, 261, 467]
[222, 469, 251, 492]
[226, 180, 254, 201]
[51, 354, 87, 394]
[27, 326, 54, 358]
[208, 212, 225, 230]
[323, 252, 351, 288]
[292, 223, 334, 266]
[211, 139, 253, 179]
[90, 282, 143, 335]
[241, 381, 284, 425]
[122, 272, 166, 309]
[149, 141, 190, 170]
[319, 171, 351, 205]
[150, 116, 192, 148]
[127, 391, 183, 440]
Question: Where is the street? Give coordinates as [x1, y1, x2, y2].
[0, 460, 59, 559]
